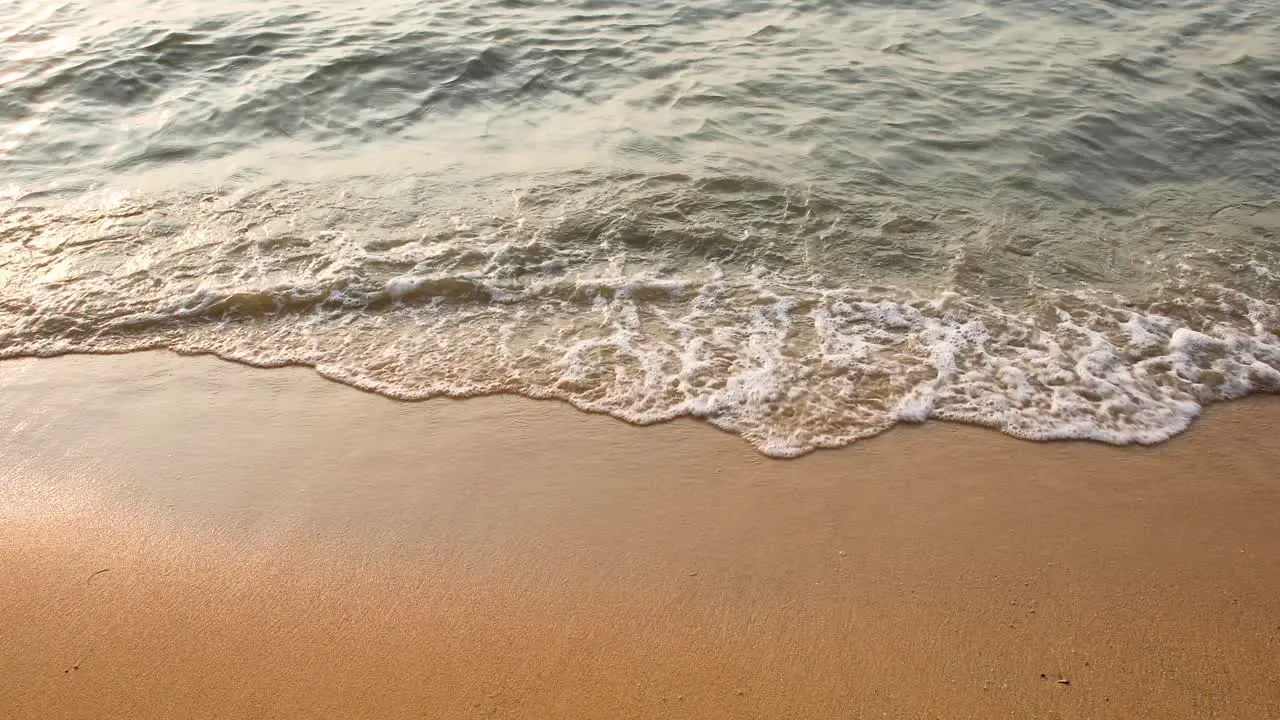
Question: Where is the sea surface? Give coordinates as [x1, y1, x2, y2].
[2, 0, 1279, 455]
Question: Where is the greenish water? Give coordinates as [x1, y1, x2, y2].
[2, 0, 1279, 454]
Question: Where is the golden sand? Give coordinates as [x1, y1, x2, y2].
[2, 352, 1278, 719]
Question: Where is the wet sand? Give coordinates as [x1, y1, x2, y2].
[2, 352, 1279, 719]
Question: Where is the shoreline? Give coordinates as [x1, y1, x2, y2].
[3, 352, 1279, 719]
[3, 344, 1271, 458]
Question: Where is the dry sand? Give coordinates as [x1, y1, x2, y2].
[1, 352, 1278, 719]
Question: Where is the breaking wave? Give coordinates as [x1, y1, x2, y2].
[4, 182, 1278, 456]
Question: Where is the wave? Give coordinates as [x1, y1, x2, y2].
[3, 181, 1278, 456]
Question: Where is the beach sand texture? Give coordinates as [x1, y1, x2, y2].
[2, 352, 1279, 719]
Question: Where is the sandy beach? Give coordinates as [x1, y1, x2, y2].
[2, 352, 1278, 719]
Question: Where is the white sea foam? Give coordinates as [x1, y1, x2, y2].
[11, 267, 1278, 457]
[3, 185, 1279, 457]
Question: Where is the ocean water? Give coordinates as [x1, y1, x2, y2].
[2, 0, 1279, 455]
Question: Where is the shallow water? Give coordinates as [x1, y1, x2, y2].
[3, 0, 1279, 454]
